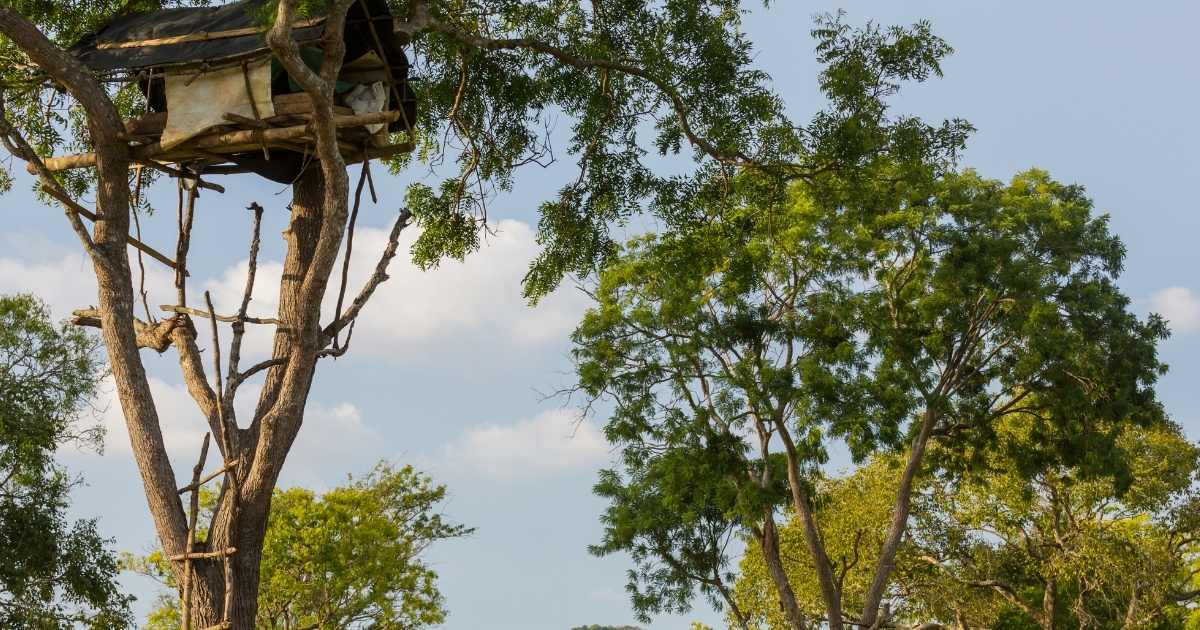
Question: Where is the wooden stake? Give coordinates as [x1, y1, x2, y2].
[39, 185, 186, 274]
[181, 433, 211, 630]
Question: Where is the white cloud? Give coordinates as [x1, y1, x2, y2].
[1150, 286, 1200, 334]
[0, 218, 588, 364]
[0, 253, 97, 319]
[326, 219, 589, 354]
[74, 374, 379, 489]
[91, 374, 209, 462]
[198, 218, 589, 357]
[279, 401, 384, 489]
[439, 408, 610, 481]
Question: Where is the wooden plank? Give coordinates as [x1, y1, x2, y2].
[96, 18, 324, 50]
[271, 93, 352, 117]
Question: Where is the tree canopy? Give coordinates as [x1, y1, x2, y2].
[0, 1, 972, 298]
[0, 293, 131, 629]
[732, 419, 1200, 630]
[573, 169, 1167, 628]
[0, 2, 984, 623]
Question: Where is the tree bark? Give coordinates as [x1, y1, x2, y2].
[755, 512, 810, 630]
[859, 407, 938, 628]
[1, 5, 383, 628]
[775, 423, 843, 630]
[175, 169, 328, 628]
[1042, 577, 1057, 630]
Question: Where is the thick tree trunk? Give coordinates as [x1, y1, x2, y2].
[183, 524, 266, 629]
[180, 168, 327, 629]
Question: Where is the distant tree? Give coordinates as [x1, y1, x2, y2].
[130, 462, 471, 629]
[573, 169, 1167, 629]
[908, 419, 1200, 630]
[0, 293, 132, 628]
[730, 419, 1200, 630]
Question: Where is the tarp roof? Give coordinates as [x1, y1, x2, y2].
[69, 0, 395, 73]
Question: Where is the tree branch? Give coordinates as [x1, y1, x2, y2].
[321, 209, 413, 345]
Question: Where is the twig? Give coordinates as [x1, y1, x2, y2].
[229, 357, 287, 391]
[0, 92, 110, 270]
[38, 184, 184, 273]
[135, 158, 225, 193]
[203, 292, 233, 454]
[130, 165, 153, 323]
[177, 458, 239, 495]
[332, 161, 371, 349]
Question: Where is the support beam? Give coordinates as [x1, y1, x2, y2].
[37, 110, 401, 172]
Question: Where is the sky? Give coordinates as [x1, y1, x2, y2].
[3, 2, 1200, 629]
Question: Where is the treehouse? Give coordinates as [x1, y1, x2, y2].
[46, 0, 417, 184]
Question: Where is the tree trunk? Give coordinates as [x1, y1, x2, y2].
[179, 168, 327, 629]
[775, 424, 843, 630]
[1042, 577, 1057, 630]
[182, 524, 266, 629]
[755, 513, 810, 630]
[859, 407, 938, 628]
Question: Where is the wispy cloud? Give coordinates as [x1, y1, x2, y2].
[1150, 286, 1200, 335]
[438, 408, 610, 481]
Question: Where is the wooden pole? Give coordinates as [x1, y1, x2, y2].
[181, 433, 211, 630]
[39, 185, 186, 274]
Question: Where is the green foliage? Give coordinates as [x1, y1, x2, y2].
[908, 418, 1200, 629]
[132, 462, 471, 630]
[0, 293, 132, 628]
[731, 459, 907, 629]
[733, 420, 1200, 630]
[740, 459, 895, 626]
[0, 2, 969, 300]
[572, 168, 1166, 623]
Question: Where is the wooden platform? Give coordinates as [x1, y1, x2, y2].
[39, 93, 413, 172]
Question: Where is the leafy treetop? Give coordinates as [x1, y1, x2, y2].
[0, 1, 970, 298]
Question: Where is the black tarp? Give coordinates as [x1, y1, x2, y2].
[70, 0, 326, 73]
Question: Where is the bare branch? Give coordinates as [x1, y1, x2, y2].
[204, 292, 235, 456]
[71, 308, 178, 353]
[321, 209, 413, 344]
[332, 162, 372, 350]
[160, 305, 281, 326]
[225, 203, 265, 407]
[181, 433, 211, 630]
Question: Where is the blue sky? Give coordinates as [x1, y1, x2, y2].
[4, 2, 1200, 629]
